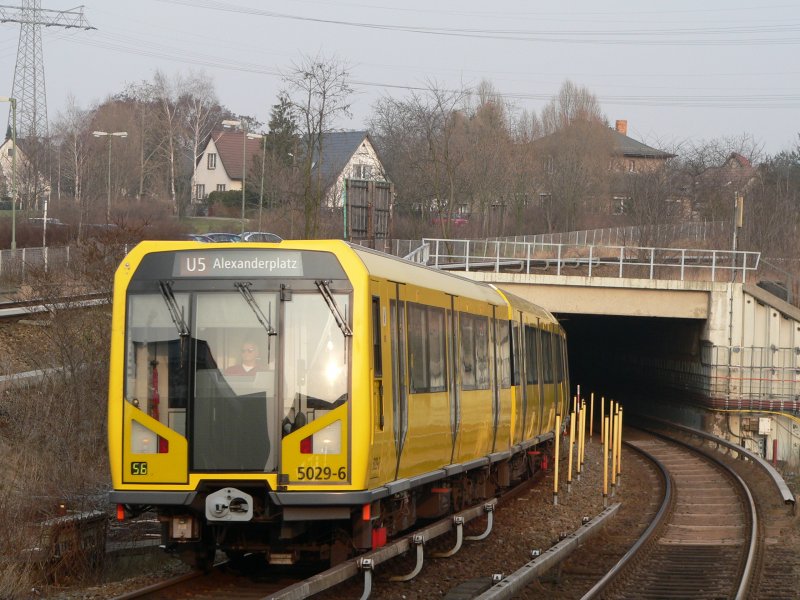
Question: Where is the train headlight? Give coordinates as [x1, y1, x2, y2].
[300, 420, 342, 454]
[131, 421, 158, 454]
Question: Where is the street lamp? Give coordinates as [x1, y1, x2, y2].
[93, 131, 127, 224]
[0, 96, 17, 249]
[221, 119, 249, 234]
[248, 132, 266, 232]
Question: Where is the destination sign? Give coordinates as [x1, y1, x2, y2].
[173, 250, 304, 277]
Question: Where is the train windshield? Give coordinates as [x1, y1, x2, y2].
[124, 285, 350, 472]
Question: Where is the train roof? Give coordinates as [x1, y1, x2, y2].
[348, 243, 505, 305]
[120, 240, 558, 326]
[350, 245, 558, 325]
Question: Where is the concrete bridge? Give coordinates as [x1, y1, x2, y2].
[411, 238, 800, 468]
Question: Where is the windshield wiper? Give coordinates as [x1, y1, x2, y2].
[235, 282, 277, 362]
[315, 280, 353, 337]
[158, 280, 189, 337]
[235, 282, 277, 337]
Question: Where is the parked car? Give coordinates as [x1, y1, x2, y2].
[183, 233, 213, 243]
[28, 217, 65, 226]
[240, 231, 283, 243]
[204, 232, 241, 242]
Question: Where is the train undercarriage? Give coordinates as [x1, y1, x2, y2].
[155, 443, 553, 570]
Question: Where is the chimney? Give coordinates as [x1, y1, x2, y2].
[615, 120, 628, 136]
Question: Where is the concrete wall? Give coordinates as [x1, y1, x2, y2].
[465, 270, 800, 467]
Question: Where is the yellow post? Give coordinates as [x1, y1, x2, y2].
[553, 414, 561, 505]
[600, 396, 605, 443]
[611, 408, 618, 497]
[616, 407, 623, 483]
[589, 392, 594, 441]
[567, 411, 575, 493]
[602, 415, 609, 507]
[579, 400, 586, 474]
[575, 399, 583, 481]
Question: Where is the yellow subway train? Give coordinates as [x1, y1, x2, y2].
[108, 240, 569, 567]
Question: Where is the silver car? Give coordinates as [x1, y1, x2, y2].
[240, 231, 283, 243]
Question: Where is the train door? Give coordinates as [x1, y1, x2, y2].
[489, 309, 498, 451]
[511, 316, 524, 444]
[390, 284, 408, 479]
[448, 296, 460, 464]
[367, 280, 398, 485]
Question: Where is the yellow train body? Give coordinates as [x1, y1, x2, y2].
[108, 240, 568, 564]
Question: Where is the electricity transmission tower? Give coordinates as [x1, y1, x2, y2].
[0, 1, 94, 139]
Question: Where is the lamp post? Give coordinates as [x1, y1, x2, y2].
[0, 96, 17, 249]
[249, 133, 266, 232]
[222, 119, 248, 234]
[92, 130, 127, 224]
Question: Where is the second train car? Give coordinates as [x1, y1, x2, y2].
[108, 239, 569, 566]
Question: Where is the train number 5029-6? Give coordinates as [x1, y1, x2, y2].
[296, 466, 347, 481]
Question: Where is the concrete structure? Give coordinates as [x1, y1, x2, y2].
[416, 238, 800, 469]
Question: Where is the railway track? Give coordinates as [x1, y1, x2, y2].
[477, 422, 793, 599]
[0, 292, 106, 319]
[592, 428, 758, 599]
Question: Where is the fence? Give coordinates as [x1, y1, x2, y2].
[0, 245, 131, 291]
[488, 221, 730, 248]
[419, 238, 761, 284]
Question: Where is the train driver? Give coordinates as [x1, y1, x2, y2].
[224, 340, 266, 376]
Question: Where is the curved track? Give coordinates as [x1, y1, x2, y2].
[592, 428, 758, 600]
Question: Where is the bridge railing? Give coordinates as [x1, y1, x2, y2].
[421, 238, 761, 283]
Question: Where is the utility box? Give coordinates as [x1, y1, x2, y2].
[758, 417, 772, 435]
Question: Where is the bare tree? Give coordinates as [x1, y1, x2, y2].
[152, 70, 184, 213]
[534, 120, 614, 232]
[540, 80, 606, 135]
[51, 95, 95, 238]
[282, 53, 353, 238]
[371, 82, 470, 239]
[179, 71, 221, 215]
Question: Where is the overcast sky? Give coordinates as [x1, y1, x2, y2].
[1, 0, 798, 155]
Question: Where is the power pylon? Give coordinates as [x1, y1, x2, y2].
[0, 1, 94, 139]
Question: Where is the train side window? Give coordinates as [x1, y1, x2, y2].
[408, 304, 428, 393]
[428, 308, 447, 392]
[542, 330, 554, 384]
[553, 335, 563, 382]
[524, 325, 539, 385]
[408, 303, 447, 393]
[496, 319, 511, 388]
[510, 321, 521, 386]
[474, 316, 490, 389]
[460, 313, 490, 391]
[372, 296, 382, 377]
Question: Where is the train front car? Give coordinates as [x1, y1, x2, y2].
[108, 240, 367, 567]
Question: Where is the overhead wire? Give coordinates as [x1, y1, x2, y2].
[7, 1, 800, 112]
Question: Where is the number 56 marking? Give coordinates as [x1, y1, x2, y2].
[131, 462, 148, 475]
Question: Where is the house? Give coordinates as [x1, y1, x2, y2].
[307, 130, 387, 208]
[192, 129, 388, 207]
[0, 136, 49, 209]
[532, 119, 675, 217]
[0, 136, 17, 201]
[608, 120, 674, 174]
[192, 129, 264, 202]
[691, 152, 759, 219]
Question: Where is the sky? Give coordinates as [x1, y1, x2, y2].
[0, 0, 798, 156]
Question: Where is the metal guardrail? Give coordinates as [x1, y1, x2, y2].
[419, 238, 760, 283]
[646, 416, 795, 505]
